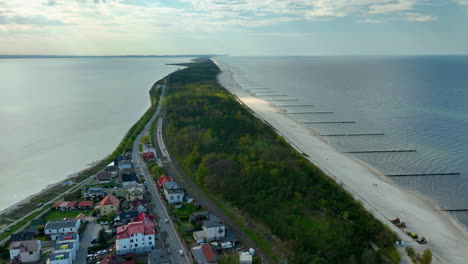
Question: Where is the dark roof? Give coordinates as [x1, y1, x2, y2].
[203, 214, 224, 228]
[10, 232, 34, 242]
[105, 165, 118, 172]
[121, 173, 138, 183]
[97, 171, 112, 180]
[45, 220, 79, 230]
[118, 211, 139, 220]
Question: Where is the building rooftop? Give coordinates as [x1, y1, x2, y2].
[49, 252, 71, 261]
[45, 220, 79, 230]
[99, 194, 120, 208]
[78, 201, 94, 207]
[117, 221, 155, 240]
[57, 233, 79, 242]
[162, 181, 181, 190]
[9, 240, 40, 252]
[203, 214, 224, 228]
[54, 242, 74, 251]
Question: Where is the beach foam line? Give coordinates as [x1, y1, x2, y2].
[213, 58, 468, 264]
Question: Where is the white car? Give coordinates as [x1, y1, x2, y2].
[178, 250, 184, 256]
[97, 250, 107, 255]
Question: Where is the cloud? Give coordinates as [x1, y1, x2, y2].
[405, 12, 438, 22]
[357, 18, 383, 23]
[368, 0, 417, 14]
[0, 14, 68, 26]
[454, 0, 468, 5]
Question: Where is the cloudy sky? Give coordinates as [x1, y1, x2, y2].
[1, 0, 468, 55]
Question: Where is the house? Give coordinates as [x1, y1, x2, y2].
[114, 211, 140, 226]
[23, 226, 40, 235]
[47, 252, 72, 264]
[125, 184, 145, 201]
[99, 194, 120, 216]
[104, 164, 118, 176]
[239, 253, 253, 264]
[54, 242, 76, 261]
[202, 215, 225, 242]
[162, 181, 184, 204]
[56, 233, 80, 250]
[192, 244, 218, 264]
[156, 175, 173, 188]
[128, 200, 148, 213]
[10, 232, 34, 242]
[97, 171, 112, 184]
[77, 201, 94, 210]
[100, 253, 135, 264]
[142, 152, 155, 162]
[53, 201, 77, 211]
[121, 172, 138, 188]
[133, 212, 154, 223]
[82, 187, 107, 200]
[118, 160, 133, 171]
[104, 187, 127, 199]
[9, 240, 41, 263]
[116, 221, 156, 255]
[44, 220, 81, 240]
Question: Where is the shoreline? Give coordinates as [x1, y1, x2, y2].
[213, 59, 468, 264]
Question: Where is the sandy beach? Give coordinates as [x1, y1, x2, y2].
[214, 59, 468, 264]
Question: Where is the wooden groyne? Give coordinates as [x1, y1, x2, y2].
[279, 104, 314, 107]
[344, 150, 416, 154]
[387, 173, 461, 177]
[265, 99, 298, 101]
[303, 121, 356, 124]
[321, 133, 384, 136]
[287, 111, 334, 114]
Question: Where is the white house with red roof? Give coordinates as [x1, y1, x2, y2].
[115, 221, 156, 255]
[99, 194, 120, 216]
[53, 201, 77, 211]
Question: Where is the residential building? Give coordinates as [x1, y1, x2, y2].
[54, 242, 76, 261]
[203, 215, 225, 242]
[118, 160, 133, 171]
[192, 244, 218, 264]
[104, 187, 127, 199]
[77, 201, 94, 210]
[53, 201, 77, 211]
[99, 194, 120, 216]
[116, 221, 156, 255]
[56, 234, 80, 250]
[97, 171, 112, 184]
[47, 252, 72, 264]
[156, 175, 173, 188]
[44, 220, 80, 240]
[9, 240, 41, 263]
[162, 181, 184, 204]
[82, 187, 106, 200]
[114, 211, 140, 226]
[121, 172, 138, 187]
[125, 184, 145, 201]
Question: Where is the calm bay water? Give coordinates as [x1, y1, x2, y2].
[216, 56, 468, 227]
[0, 57, 190, 211]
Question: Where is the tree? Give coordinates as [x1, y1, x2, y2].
[420, 249, 432, 264]
[98, 229, 108, 246]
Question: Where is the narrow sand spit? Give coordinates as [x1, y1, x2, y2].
[213, 59, 468, 264]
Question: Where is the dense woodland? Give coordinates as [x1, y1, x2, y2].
[164, 59, 399, 264]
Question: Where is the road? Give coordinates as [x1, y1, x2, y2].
[132, 77, 190, 264]
[156, 95, 277, 264]
[75, 217, 101, 264]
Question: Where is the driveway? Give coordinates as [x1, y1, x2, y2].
[76, 217, 102, 263]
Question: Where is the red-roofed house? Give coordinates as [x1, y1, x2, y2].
[116, 221, 156, 255]
[142, 152, 155, 162]
[133, 212, 154, 223]
[78, 201, 94, 210]
[53, 201, 78, 211]
[202, 243, 218, 263]
[156, 175, 173, 188]
[99, 195, 120, 216]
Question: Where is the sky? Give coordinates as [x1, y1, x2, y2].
[1, 0, 468, 55]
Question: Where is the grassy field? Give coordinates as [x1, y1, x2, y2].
[45, 210, 92, 221]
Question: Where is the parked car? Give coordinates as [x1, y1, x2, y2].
[165, 218, 169, 224]
[178, 250, 184, 256]
[97, 250, 107, 255]
[91, 237, 98, 244]
[100, 221, 109, 225]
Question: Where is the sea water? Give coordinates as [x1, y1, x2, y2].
[216, 56, 468, 227]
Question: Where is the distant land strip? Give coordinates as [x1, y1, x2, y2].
[344, 150, 416, 153]
[321, 133, 384, 136]
[387, 173, 460, 177]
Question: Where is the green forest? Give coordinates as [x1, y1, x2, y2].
[164, 59, 399, 264]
